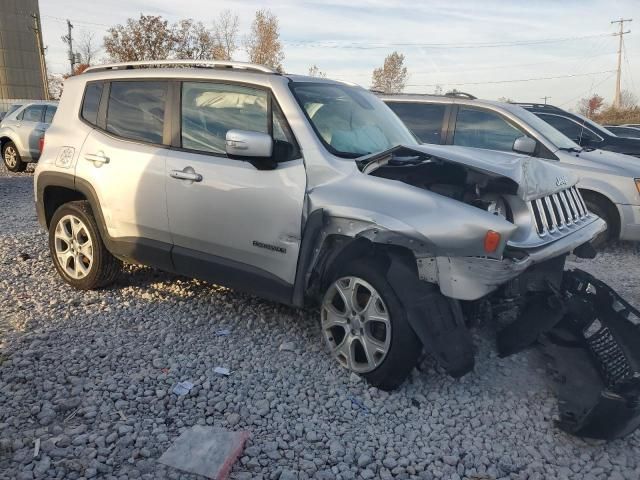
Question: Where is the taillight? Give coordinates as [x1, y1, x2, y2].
[484, 230, 501, 253]
[39, 136, 45, 153]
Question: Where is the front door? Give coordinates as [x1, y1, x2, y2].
[165, 81, 306, 301]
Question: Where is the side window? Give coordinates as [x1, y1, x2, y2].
[181, 82, 268, 154]
[81, 82, 103, 125]
[538, 114, 601, 144]
[386, 102, 446, 144]
[22, 105, 46, 123]
[453, 107, 526, 152]
[106, 81, 167, 144]
[16, 109, 25, 120]
[44, 105, 57, 124]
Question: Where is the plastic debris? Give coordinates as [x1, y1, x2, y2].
[172, 381, 194, 396]
[214, 367, 231, 376]
[279, 341, 296, 352]
[33, 438, 40, 458]
[215, 329, 231, 337]
[348, 395, 370, 415]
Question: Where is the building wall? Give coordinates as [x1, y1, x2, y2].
[0, 0, 46, 100]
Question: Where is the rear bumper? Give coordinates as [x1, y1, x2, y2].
[618, 204, 640, 241]
[419, 217, 606, 300]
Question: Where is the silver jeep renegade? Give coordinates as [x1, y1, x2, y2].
[35, 60, 605, 391]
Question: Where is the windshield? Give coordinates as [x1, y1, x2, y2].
[290, 82, 417, 158]
[508, 105, 581, 150]
[571, 112, 615, 136]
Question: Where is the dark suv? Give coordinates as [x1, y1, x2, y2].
[518, 103, 640, 158]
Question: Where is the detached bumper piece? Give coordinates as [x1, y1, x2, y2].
[497, 269, 640, 440]
[548, 270, 640, 440]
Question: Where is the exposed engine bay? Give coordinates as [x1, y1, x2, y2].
[359, 146, 518, 220]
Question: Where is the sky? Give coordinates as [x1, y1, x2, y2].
[40, 0, 639, 110]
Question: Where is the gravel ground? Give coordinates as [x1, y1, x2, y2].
[1, 164, 639, 480]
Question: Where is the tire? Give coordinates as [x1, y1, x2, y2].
[584, 199, 612, 249]
[2, 141, 26, 172]
[48, 201, 121, 290]
[320, 258, 422, 390]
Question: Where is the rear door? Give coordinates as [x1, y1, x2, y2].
[165, 80, 306, 300]
[75, 80, 173, 269]
[385, 101, 450, 145]
[16, 104, 46, 159]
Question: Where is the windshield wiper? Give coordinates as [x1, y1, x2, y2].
[558, 147, 583, 153]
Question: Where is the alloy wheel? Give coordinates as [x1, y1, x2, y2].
[321, 276, 392, 373]
[4, 146, 17, 169]
[54, 214, 94, 280]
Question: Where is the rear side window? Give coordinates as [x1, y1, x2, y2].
[81, 83, 103, 125]
[453, 107, 525, 152]
[22, 105, 45, 122]
[44, 105, 57, 124]
[181, 82, 268, 154]
[106, 81, 167, 144]
[387, 102, 446, 144]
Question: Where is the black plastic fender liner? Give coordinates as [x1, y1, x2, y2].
[545, 269, 640, 440]
[386, 251, 475, 377]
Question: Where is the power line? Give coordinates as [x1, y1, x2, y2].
[41, 14, 110, 28]
[559, 71, 617, 107]
[406, 70, 616, 87]
[285, 33, 614, 50]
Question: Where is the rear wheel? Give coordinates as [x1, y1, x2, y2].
[321, 259, 422, 390]
[49, 201, 121, 289]
[2, 141, 26, 172]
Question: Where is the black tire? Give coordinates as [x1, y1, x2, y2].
[584, 199, 612, 249]
[49, 201, 121, 290]
[2, 141, 26, 172]
[322, 258, 422, 391]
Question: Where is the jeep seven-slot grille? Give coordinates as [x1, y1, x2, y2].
[529, 186, 589, 236]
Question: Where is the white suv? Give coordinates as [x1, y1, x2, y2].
[35, 60, 605, 392]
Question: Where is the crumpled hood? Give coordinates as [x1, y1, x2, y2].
[361, 144, 579, 201]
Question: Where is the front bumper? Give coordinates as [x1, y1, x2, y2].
[617, 204, 640, 241]
[417, 217, 606, 300]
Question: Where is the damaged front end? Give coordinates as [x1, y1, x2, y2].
[497, 269, 640, 440]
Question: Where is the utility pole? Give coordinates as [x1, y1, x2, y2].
[611, 18, 632, 109]
[63, 19, 75, 75]
[31, 13, 50, 100]
[541, 96, 551, 104]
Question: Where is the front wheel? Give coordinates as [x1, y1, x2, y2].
[2, 141, 26, 172]
[320, 259, 422, 390]
[49, 201, 121, 289]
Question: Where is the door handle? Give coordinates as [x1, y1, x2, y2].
[84, 152, 110, 164]
[170, 169, 202, 182]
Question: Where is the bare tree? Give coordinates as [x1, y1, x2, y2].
[577, 94, 605, 118]
[104, 14, 175, 62]
[308, 65, 326, 78]
[47, 72, 64, 100]
[212, 10, 239, 60]
[371, 51, 408, 94]
[245, 9, 284, 71]
[173, 19, 217, 60]
[77, 31, 98, 65]
[620, 90, 638, 110]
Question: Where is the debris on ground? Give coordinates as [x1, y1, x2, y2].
[214, 367, 231, 376]
[278, 341, 296, 352]
[172, 381, 194, 396]
[158, 425, 249, 479]
[215, 328, 231, 337]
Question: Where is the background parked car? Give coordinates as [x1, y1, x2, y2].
[0, 101, 58, 172]
[382, 93, 640, 245]
[517, 103, 640, 158]
[605, 125, 640, 139]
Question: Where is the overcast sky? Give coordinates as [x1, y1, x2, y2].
[41, 0, 639, 109]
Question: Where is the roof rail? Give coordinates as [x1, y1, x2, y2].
[511, 102, 561, 110]
[83, 60, 277, 74]
[444, 91, 476, 100]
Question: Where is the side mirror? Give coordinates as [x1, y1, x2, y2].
[225, 129, 273, 158]
[512, 136, 536, 155]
